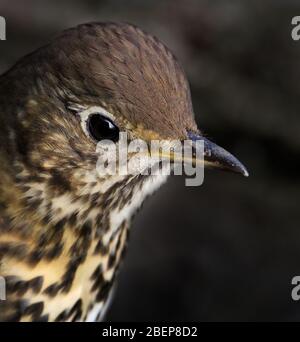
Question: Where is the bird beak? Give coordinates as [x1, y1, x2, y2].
[186, 132, 249, 177]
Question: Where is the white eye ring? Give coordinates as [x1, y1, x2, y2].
[76, 106, 116, 139]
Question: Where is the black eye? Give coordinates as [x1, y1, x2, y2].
[87, 113, 119, 142]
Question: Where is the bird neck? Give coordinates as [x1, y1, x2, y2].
[0, 169, 168, 256]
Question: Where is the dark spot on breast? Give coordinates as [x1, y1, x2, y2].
[54, 310, 67, 322]
[23, 302, 44, 320]
[29, 276, 44, 293]
[42, 213, 52, 225]
[43, 283, 61, 297]
[91, 265, 103, 281]
[69, 299, 82, 322]
[60, 256, 85, 293]
[80, 220, 92, 237]
[8, 280, 29, 296]
[0, 300, 25, 322]
[45, 243, 63, 260]
[54, 218, 67, 232]
[96, 280, 113, 302]
[37, 314, 49, 322]
[107, 253, 117, 270]
[28, 249, 44, 265]
[68, 211, 79, 226]
[6, 276, 43, 296]
[48, 170, 72, 193]
[25, 197, 43, 212]
[93, 239, 108, 255]
[0, 242, 28, 259]
[91, 272, 105, 293]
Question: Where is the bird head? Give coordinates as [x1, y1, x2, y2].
[0, 22, 248, 233]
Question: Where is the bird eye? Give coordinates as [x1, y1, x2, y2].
[87, 113, 119, 142]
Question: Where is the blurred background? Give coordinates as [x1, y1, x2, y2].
[1, 0, 300, 322]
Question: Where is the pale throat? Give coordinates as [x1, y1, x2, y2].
[102, 174, 168, 245]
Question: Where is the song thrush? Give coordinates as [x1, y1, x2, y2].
[0, 22, 248, 322]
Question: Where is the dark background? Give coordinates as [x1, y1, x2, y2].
[1, 0, 300, 322]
